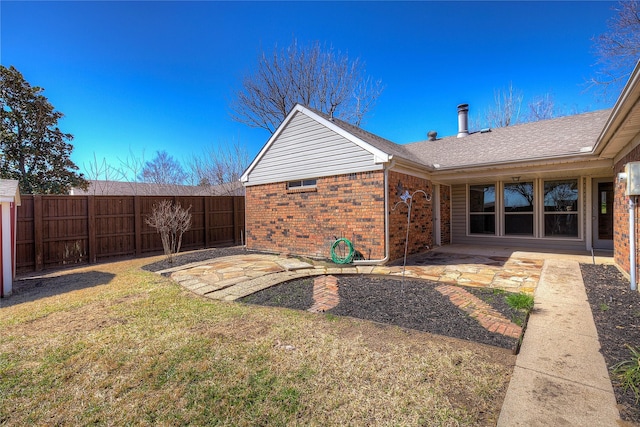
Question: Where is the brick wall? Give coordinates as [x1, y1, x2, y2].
[245, 171, 385, 260]
[614, 146, 640, 277]
[246, 169, 441, 263]
[387, 171, 433, 261]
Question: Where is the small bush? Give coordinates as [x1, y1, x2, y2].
[505, 293, 534, 313]
[145, 200, 192, 263]
[612, 345, 640, 404]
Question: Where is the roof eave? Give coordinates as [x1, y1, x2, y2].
[593, 60, 640, 158]
[430, 151, 605, 172]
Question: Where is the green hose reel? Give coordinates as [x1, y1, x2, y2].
[330, 238, 355, 264]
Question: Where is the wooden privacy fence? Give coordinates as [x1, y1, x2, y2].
[15, 195, 245, 273]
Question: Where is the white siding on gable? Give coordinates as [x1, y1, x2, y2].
[245, 112, 383, 185]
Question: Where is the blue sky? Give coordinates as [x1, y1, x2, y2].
[2, 1, 618, 179]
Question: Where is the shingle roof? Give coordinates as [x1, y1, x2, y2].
[70, 180, 244, 196]
[403, 109, 612, 169]
[304, 106, 612, 170]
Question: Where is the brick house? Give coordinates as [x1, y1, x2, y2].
[242, 62, 640, 282]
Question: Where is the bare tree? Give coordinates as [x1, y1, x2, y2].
[145, 200, 192, 263]
[231, 39, 383, 134]
[477, 85, 561, 131]
[116, 148, 146, 187]
[591, 0, 640, 98]
[526, 93, 556, 122]
[82, 153, 122, 195]
[485, 83, 523, 128]
[187, 140, 249, 195]
[139, 150, 187, 185]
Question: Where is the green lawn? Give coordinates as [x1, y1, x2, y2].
[1, 257, 515, 426]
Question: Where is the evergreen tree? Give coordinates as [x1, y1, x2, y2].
[0, 65, 88, 194]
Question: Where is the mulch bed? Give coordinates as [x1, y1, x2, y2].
[580, 263, 640, 425]
[240, 276, 526, 352]
[144, 248, 527, 351]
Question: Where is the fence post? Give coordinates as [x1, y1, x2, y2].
[87, 196, 96, 264]
[204, 196, 210, 248]
[33, 195, 43, 272]
[234, 196, 244, 245]
[134, 196, 142, 256]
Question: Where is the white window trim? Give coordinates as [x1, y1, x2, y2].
[286, 178, 317, 193]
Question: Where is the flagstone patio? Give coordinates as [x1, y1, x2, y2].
[163, 250, 544, 302]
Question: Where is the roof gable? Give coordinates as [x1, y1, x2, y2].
[242, 105, 401, 185]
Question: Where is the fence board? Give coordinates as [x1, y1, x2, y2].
[16, 195, 245, 274]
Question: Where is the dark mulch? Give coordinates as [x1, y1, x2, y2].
[580, 263, 640, 424]
[240, 275, 526, 352]
[145, 247, 527, 351]
[240, 278, 315, 311]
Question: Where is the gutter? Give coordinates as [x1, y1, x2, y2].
[353, 159, 395, 265]
[431, 151, 603, 172]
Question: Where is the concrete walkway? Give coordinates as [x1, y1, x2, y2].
[497, 258, 620, 426]
[161, 245, 622, 425]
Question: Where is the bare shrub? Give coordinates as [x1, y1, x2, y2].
[145, 200, 192, 263]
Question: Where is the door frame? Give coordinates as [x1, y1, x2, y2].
[591, 178, 614, 250]
[432, 184, 441, 247]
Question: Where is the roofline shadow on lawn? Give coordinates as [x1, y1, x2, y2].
[3, 271, 116, 307]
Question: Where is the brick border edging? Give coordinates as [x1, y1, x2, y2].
[435, 284, 523, 339]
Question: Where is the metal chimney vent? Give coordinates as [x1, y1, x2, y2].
[457, 104, 469, 138]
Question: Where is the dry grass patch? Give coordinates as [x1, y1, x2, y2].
[1, 257, 515, 426]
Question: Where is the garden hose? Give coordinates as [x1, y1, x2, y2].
[331, 238, 355, 264]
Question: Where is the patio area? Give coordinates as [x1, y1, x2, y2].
[160, 245, 614, 302]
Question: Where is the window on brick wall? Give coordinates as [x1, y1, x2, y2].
[287, 179, 317, 192]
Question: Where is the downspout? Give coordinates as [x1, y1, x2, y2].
[353, 160, 395, 265]
[631, 197, 637, 291]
